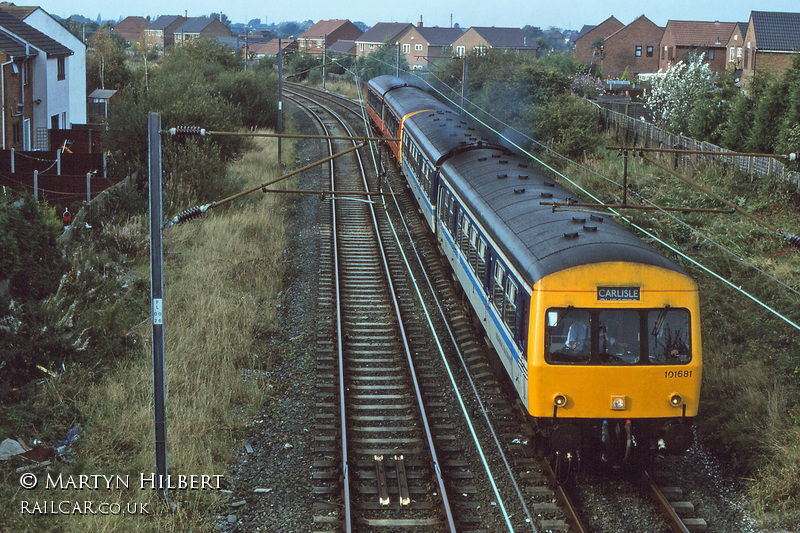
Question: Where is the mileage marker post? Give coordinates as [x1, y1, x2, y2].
[148, 112, 168, 498]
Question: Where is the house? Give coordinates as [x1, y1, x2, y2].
[0, 9, 74, 149]
[725, 22, 748, 72]
[396, 20, 463, 70]
[298, 19, 362, 56]
[355, 22, 412, 58]
[0, 3, 86, 129]
[572, 16, 625, 67]
[173, 17, 233, 46]
[327, 39, 356, 58]
[659, 20, 737, 73]
[740, 11, 800, 81]
[143, 15, 186, 49]
[600, 15, 663, 78]
[256, 38, 298, 58]
[451, 26, 539, 57]
[113, 16, 150, 45]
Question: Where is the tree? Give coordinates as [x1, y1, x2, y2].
[644, 52, 716, 135]
[86, 26, 130, 92]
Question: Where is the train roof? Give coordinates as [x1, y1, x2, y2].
[397, 94, 685, 285]
[441, 150, 685, 284]
[368, 75, 451, 118]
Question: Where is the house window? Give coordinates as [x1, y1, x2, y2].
[668, 46, 674, 60]
[475, 45, 486, 56]
[730, 46, 735, 61]
[708, 49, 715, 60]
[359, 43, 364, 52]
[456, 45, 465, 57]
[369, 43, 375, 50]
[12, 121, 21, 145]
[57, 57, 65, 80]
[646, 45, 653, 57]
[635, 44, 642, 57]
[415, 43, 423, 51]
[662, 46, 666, 60]
[402, 43, 410, 54]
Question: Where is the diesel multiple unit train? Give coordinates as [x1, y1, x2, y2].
[366, 75, 702, 470]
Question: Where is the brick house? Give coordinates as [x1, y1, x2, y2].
[659, 20, 737, 73]
[256, 38, 298, 58]
[297, 19, 362, 57]
[355, 23, 412, 58]
[740, 11, 800, 82]
[173, 17, 232, 46]
[601, 15, 663, 77]
[144, 15, 186, 49]
[451, 27, 539, 57]
[572, 16, 624, 67]
[113, 16, 150, 45]
[396, 21, 463, 70]
[725, 22, 748, 71]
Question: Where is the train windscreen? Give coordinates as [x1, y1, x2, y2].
[545, 307, 691, 365]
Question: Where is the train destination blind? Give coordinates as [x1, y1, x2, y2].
[597, 286, 641, 301]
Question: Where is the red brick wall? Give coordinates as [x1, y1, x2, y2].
[602, 18, 662, 77]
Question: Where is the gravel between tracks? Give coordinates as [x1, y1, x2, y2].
[212, 105, 797, 533]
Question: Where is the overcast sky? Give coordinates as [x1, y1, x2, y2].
[34, 0, 800, 30]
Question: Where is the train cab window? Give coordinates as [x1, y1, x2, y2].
[648, 309, 691, 363]
[546, 308, 591, 363]
[598, 310, 641, 364]
[545, 307, 692, 365]
[503, 281, 518, 332]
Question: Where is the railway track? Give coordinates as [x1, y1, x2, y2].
[284, 82, 711, 533]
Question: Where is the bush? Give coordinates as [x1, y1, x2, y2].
[533, 92, 602, 160]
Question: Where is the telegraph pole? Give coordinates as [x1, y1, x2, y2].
[278, 38, 283, 166]
[147, 112, 168, 497]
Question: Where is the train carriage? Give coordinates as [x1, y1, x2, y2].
[366, 75, 702, 469]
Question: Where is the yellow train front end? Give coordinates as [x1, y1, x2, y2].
[528, 262, 702, 465]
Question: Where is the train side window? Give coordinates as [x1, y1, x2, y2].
[503, 280, 517, 332]
[648, 309, 691, 364]
[476, 238, 487, 284]
[448, 197, 456, 234]
[492, 262, 505, 314]
[468, 225, 478, 270]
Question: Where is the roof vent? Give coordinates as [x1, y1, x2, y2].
[564, 232, 579, 240]
[519, 174, 529, 180]
[590, 214, 604, 222]
[583, 225, 598, 232]
[497, 173, 508, 179]
[514, 188, 526, 194]
[572, 217, 586, 223]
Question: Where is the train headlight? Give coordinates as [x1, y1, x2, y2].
[611, 395, 626, 410]
[669, 393, 684, 407]
[553, 394, 567, 407]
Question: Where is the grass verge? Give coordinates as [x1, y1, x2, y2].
[1, 133, 294, 532]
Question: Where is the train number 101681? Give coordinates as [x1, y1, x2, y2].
[664, 370, 692, 378]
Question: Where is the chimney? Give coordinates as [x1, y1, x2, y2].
[418, 15, 423, 28]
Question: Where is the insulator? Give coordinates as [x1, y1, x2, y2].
[162, 203, 213, 228]
[167, 126, 208, 136]
[785, 233, 800, 249]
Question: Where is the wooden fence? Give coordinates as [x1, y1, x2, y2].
[593, 102, 800, 188]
